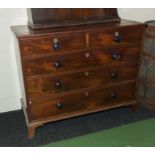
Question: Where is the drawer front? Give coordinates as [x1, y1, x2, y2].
[20, 33, 86, 58]
[91, 45, 140, 67]
[24, 45, 140, 77]
[28, 82, 136, 120]
[24, 51, 99, 77]
[90, 26, 142, 48]
[26, 67, 137, 98]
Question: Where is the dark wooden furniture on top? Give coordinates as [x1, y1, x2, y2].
[12, 9, 145, 139]
[27, 8, 120, 29]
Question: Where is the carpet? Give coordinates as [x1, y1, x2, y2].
[45, 118, 155, 147]
[0, 106, 155, 146]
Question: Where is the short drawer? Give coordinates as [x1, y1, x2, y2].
[91, 45, 140, 67]
[26, 67, 137, 98]
[28, 82, 136, 120]
[24, 45, 140, 77]
[90, 26, 143, 48]
[20, 33, 86, 58]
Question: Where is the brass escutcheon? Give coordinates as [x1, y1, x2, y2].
[85, 71, 89, 77]
[29, 101, 32, 105]
[85, 91, 89, 96]
[114, 32, 119, 36]
[85, 52, 90, 58]
[53, 38, 59, 43]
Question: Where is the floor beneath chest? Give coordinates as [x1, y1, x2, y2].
[0, 106, 155, 146]
[45, 117, 155, 147]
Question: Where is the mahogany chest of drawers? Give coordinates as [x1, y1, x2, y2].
[12, 19, 145, 139]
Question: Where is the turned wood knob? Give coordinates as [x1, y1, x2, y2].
[55, 82, 62, 89]
[112, 52, 120, 60]
[56, 102, 63, 110]
[53, 38, 61, 50]
[53, 61, 61, 69]
[109, 92, 117, 99]
[113, 32, 121, 43]
[111, 72, 118, 79]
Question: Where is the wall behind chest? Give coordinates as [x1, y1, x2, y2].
[0, 8, 155, 113]
[0, 9, 27, 112]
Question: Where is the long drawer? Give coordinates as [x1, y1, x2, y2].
[28, 82, 136, 120]
[26, 66, 137, 98]
[24, 44, 140, 77]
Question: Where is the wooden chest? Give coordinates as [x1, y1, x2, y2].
[12, 19, 145, 139]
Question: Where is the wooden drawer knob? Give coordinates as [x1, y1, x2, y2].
[109, 92, 117, 99]
[114, 32, 121, 43]
[56, 102, 63, 110]
[111, 72, 118, 79]
[112, 52, 120, 60]
[55, 82, 62, 89]
[53, 38, 61, 50]
[53, 61, 61, 69]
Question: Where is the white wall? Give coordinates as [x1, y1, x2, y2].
[118, 8, 155, 22]
[0, 9, 27, 112]
[0, 8, 155, 113]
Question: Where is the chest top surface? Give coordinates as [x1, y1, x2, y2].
[11, 19, 145, 39]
